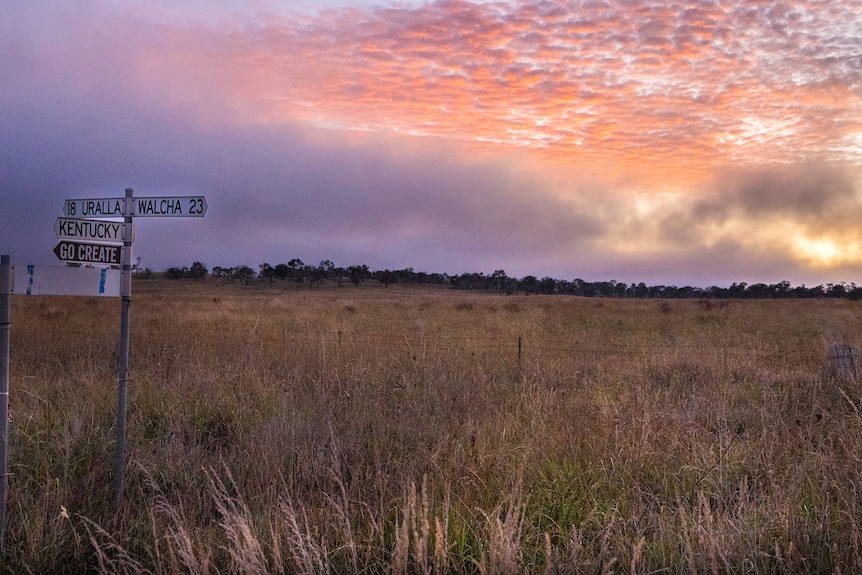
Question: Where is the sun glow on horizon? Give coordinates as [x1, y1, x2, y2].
[792, 236, 862, 268]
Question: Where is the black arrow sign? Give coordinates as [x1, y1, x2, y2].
[53, 241, 122, 265]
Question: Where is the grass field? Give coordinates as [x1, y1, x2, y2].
[3, 278, 862, 573]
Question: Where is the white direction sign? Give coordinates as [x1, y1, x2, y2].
[62, 195, 207, 218]
[63, 198, 124, 218]
[133, 195, 207, 217]
[54, 217, 131, 243]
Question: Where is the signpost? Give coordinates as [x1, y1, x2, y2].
[59, 189, 208, 508]
[53, 241, 122, 266]
[63, 195, 207, 218]
[31, 188, 207, 516]
[3, 188, 208, 528]
[54, 217, 131, 243]
[132, 195, 207, 217]
[62, 197, 124, 218]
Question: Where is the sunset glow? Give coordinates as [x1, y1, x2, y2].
[2, 0, 862, 286]
[793, 235, 862, 268]
[795, 238, 844, 266]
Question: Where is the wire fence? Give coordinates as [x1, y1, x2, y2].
[230, 327, 840, 377]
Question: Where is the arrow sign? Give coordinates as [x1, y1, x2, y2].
[63, 198, 125, 218]
[53, 241, 122, 266]
[63, 195, 207, 218]
[54, 218, 132, 243]
[132, 195, 207, 217]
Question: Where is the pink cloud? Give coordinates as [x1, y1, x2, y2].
[70, 0, 853, 170]
[4, 0, 862, 284]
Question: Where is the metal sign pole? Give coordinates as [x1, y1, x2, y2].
[113, 189, 134, 509]
[0, 255, 12, 552]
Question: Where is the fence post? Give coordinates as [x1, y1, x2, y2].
[829, 342, 857, 382]
[0, 255, 11, 553]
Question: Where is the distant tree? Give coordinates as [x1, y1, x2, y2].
[705, 285, 729, 298]
[259, 263, 275, 284]
[395, 267, 416, 284]
[429, 273, 447, 286]
[771, 280, 791, 298]
[377, 270, 397, 287]
[332, 265, 348, 286]
[566, 278, 586, 296]
[827, 282, 847, 298]
[140, 256, 862, 301]
[165, 266, 187, 280]
[449, 272, 484, 291]
[274, 263, 290, 281]
[348, 265, 370, 286]
[306, 260, 335, 287]
[232, 265, 255, 284]
[592, 280, 616, 297]
[660, 285, 678, 298]
[728, 282, 747, 298]
[676, 286, 699, 298]
[581, 281, 599, 297]
[744, 283, 770, 298]
[539, 277, 557, 295]
[491, 270, 508, 292]
[287, 258, 305, 283]
[189, 261, 207, 281]
[287, 258, 304, 270]
[318, 260, 335, 280]
[647, 285, 665, 298]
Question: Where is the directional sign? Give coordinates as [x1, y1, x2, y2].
[63, 195, 207, 218]
[54, 217, 131, 243]
[132, 195, 207, 217]
[53, 241, 122, 266]
[63, 198, 125, 218]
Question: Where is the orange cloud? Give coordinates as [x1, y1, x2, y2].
[123, 0, 861, 194]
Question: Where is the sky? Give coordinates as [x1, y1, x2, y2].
[2, 0, 861, 288]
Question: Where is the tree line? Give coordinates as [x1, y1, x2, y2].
[157, 260, 862, 300]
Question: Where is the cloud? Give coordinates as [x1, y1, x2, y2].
[644, 164, 862, 278]
[693, 164, 860, 225]
[2, 0, 862, 287]
[21, 0, 850, 188]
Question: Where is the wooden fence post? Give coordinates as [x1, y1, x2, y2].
[829, 342, 857, 382]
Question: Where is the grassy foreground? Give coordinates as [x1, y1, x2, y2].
[3, 279, 862, 573]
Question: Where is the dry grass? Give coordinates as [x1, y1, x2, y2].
[3, 279, 862, 573]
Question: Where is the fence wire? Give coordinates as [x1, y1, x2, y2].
[236, 327, 831, 374]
